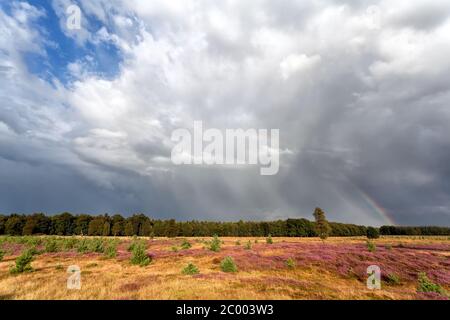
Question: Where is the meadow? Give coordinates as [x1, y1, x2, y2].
[0, 235, 448, 300]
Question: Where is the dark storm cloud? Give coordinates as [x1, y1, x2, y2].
[0, 0, 450, 226]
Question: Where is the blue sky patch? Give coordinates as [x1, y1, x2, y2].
[7, 0, 123, 85]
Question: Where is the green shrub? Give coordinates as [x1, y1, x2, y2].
[63, 238, 78, 250]
[181, 240, 192, 250]
[171, 246, 179, 252]
[10, 249, 35, 274]
[77, 239, 89, 253]
[182, 263, 199, 275]
[220, 256, 237, 273]
[0, 249, 4, 261]
[131, 243, 151, 266]
[208, 235, 221, 252]
[244, 241, 252, 250]
[104, 242, 117, 258]
[45, 239, 59, 253]
[417, 272, 446, 295]
[127, 241, 137, 252]
[266, 234, 273, 244]
[367, 240, 376, 252]
[235, 240, 241, 246]
[386, 273, 401, 285]
[286, 258, 296, 269]
[366, 227, 380, 239]
[254, 239, 258, 244]
[89, 238, 105, 253]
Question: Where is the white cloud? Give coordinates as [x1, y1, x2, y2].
[280, 54, 321, 80]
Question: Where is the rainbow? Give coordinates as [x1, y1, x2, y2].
[355, 188, 396, 226]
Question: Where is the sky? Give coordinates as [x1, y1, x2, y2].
[0, 0, 450, 226]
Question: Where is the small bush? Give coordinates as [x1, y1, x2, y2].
[386, 273, 401, 285]
[366, 227, 380, 239]
[244, 241, 252, 250]
[127, 241, 137, 252]
[63, 238, 78, 250]
[45, 240, 59, 253]
[254, 239, 258, 244]
[0, 249, 4, 261]
[182, 263, 199, 275]
[171, 246, 179, 252]
[235, 240, 241, 246]
[181, 240, 192, 250]
[131, 243, 151, 267]
[220, 256, 237, 273]
[104, 242, 117, 259]
[417, 272, 446, 295]
[77, 239, 89, 253]
[89, 238, 105, 253]
[10, 249, 35, 274]
[208, 235, 221, 252]
[286, 258, 296, 269]
[266, 234, 273, 244]
[367, 240, 376, 252]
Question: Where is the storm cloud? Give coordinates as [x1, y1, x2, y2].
[1, 0, 450, 226]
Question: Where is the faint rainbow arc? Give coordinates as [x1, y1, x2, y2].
[355, 188, 396, 226]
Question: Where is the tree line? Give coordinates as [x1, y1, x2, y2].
[0, 212, 448, 237]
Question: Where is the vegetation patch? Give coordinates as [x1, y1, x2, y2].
[10, 249, 35, 274]
[130, 243, 151, 267]
[182, 263, 200, 275]
[220, 256, 238, 273]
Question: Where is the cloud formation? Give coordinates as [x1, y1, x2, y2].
[1, 0, 450, 226]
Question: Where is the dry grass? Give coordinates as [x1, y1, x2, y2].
[0, 236, 448, 300]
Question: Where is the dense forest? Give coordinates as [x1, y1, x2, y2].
[0, 213, 448, 237]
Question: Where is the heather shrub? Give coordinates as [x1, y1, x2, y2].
[220, 256, 237, 273]
[244, 241, 252, 250]
[182, 263, 199, 275]
[417, 272, 446, 295]
[208, 235, 221, 252]
[131, 243, 151, 266]
[127, 241, 137, 252]
[366, 227, 380, 239]
[10, 249, 35, 274]
[63, 237, 78, 250]
[104, 242, 117, 259]
[367, 240, 376, 252]
[45, 239, 59, 253]
[181, 240, 192, 250]
[28, 246, 40, 256]
[386, 273, 401, 285]
[89, 238, 105, 253]
[77, 239, 89, 253]
[266, 234, 273, 244]
[286, 258, 296, 269]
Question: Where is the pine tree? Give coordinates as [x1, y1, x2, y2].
[313, 207, 331, 240]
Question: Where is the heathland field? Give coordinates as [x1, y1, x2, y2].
[0, 236, 449, 300]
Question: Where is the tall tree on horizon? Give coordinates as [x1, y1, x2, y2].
[313, 207, 331, 240]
